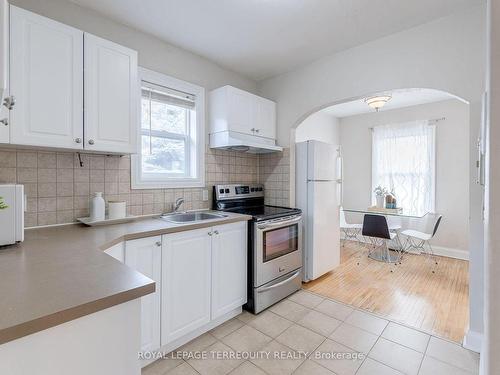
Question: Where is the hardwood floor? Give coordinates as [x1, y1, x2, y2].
[303, 241, 469, 343]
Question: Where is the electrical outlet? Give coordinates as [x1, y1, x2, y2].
[202, 189, 209, 201]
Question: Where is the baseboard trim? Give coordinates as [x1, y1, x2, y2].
[432, 246, 469, 261]
[463, 329, 482, 353]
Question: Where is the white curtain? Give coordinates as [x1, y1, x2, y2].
[372, 120, 436, 216]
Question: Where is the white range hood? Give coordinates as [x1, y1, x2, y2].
[208, 85, 282, 154]
[209, 131, 283, 154]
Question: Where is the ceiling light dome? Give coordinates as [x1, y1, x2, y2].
[365, 95, 392, 111]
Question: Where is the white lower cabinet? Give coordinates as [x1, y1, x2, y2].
[119, 221, 247, 358]
[211, 222, 247, 319]
[125, 236, 162, 353]
[161, 228, 212, 345]
[161, 221, 247, 346]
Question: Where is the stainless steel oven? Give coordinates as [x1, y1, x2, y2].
[254, 214, 302, 287]
[212, 184, 303, 314]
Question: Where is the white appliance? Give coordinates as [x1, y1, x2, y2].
[0, 184, 24, 246]
[296, 140, 341, 281]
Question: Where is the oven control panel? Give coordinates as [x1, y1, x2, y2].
[214, 184, 264, 200]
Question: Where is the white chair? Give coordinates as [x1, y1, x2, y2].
[401, 215, 442, 270]
[387, 216, 402, 232]
[340, 208, 363, 246]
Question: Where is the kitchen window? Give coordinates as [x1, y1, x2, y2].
[372, 120, 436, 216]
[131, 68, 205, 188]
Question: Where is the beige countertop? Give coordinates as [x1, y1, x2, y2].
[0, 212, 251, 345]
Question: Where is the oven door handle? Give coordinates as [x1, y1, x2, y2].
[257, 216, 302, 230]
[257, 270, 302, 293]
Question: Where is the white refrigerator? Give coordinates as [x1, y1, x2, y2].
[296, 140, 341, 282]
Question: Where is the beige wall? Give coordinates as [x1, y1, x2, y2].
[339, 99, 470, 253]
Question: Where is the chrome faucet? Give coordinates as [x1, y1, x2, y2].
[173, 197, 184, 213]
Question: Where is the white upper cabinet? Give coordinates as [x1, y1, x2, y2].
[0, 0, 8, 144]
[209, 85, 277, 139]
[6, 5, 138, 153]
[211, 221, 247, 319]
[84, 33, 138, 153]
[9, 6, 84, 149]
[125, 236, 162, 353]
[256, 96, 276, 139]
[226, 86, 256, 135]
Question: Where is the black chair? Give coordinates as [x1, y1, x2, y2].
[362, 214, 402, 264]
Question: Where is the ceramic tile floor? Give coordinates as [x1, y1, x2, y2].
[142, 290, 479, 375]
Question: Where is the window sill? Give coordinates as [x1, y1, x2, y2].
[130, 178, 205, 190]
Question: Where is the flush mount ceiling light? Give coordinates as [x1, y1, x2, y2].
[365, 95, 392, 111]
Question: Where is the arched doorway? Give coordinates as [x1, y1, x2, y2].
[291, 88, 474, 344]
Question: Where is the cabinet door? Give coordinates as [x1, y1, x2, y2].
[125, 236, 162, 353]
[161, 228, 212, 345]
[0, 0, 8, 103]
[9, 6, 83, 149]
[0, 100, 7, 143]
[227, 86, 256, 136]
[84, 33, 138, 153]
[256, 97, 276, 139]
[0, 0, 7, 144]
[211, 222, 247, 319]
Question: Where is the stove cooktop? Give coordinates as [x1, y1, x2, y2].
[222, 205, 301, 221]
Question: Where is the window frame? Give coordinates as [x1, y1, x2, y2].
[131, 67, 205, 189]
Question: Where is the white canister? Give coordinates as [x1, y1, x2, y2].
[376, 195, 385, 209]
[108, 201, 127, 220]
[90, 192, 105, 221]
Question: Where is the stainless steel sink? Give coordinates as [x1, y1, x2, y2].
[160, 211, 228, 223]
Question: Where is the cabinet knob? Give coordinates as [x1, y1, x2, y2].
[155, 241, 161, 247]
[213, 230, 219, 235]
[0, 118, 7, 126]
[75, 137, 82, 143]
[250, 128, 255, 132]
[208, 231, 213, 236]
[255, 129, 260, 133]
[88, 139, 95, 145]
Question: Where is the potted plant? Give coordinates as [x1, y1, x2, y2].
[0, 196, 8, 210]
[373, 186, 387, 208]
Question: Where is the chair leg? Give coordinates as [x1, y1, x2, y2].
[425, 241, 438, 267]
[394, 235, 404, 264]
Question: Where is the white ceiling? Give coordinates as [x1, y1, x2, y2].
[322, 88, 457, 118]
[68, 0, 482, 81]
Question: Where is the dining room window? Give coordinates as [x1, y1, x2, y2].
[131, 68, 205, 188]
[372, 120, 436, 215]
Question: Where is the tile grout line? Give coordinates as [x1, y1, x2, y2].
[300, 288, 470, 348]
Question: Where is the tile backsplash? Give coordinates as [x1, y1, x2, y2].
[259, 148, 290, 207]
[0, 146, 290, 228]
